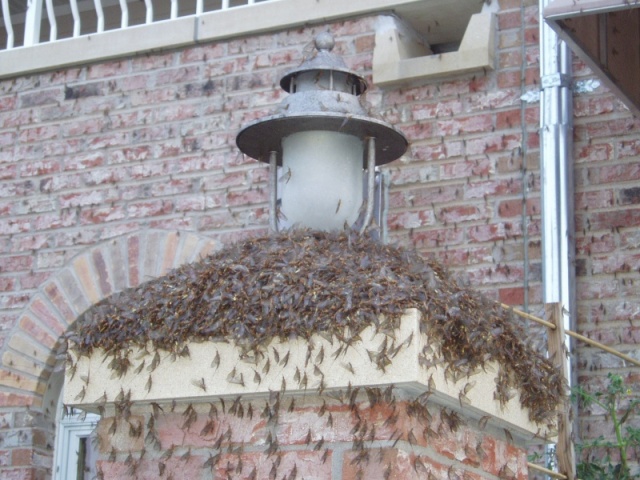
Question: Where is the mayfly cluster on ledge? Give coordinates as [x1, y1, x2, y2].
[67, 229, 562, 426]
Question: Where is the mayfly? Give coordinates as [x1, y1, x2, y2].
[279, 167, 292, 184]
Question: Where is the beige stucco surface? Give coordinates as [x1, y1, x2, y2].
[66, 309, 554, 443]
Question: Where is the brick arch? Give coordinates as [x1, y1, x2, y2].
[0, 229, 221, 409]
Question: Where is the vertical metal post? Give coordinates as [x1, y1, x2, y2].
[196, 0, 203, 15]
[360, 137, 376, 234]
[24, 0, 43, 46]
[222, 0, 230, 10]
[269, 151, 278, 233]
[1, 0, 14, 49]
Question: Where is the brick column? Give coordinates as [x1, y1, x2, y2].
[95, 395, 528, 479]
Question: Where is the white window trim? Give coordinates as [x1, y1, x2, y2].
[53, 408, 100, 480]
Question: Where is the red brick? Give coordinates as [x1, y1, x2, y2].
[411, 99, 463, 120]
[575, 190, 614, 210]
[409, 143, 447, 162]
[127, 200, 173, 218]
[400, 227, 466, 249]
[86, 60, 129, 79]
[575, 142, 613, 163]
[343, 448, 417, 480]
[388, 210, 435, 229]
[499, 287, 526, 305]
[498, 10, 522, 30]
[574, 95, 616, 117]
[584, 208, 640, 230]
[127, 235, 140, 287]
[226, 189, 268, 207]
[0, 164, 17, 181]
[28, 298, 65, 335]
[440, 246, 493, 266]
[0, 218, 31, 236]
[0, 467, 38, 480]
[0, 278, 15, 292]
[402, 122, 434, 142]
[498, 198, 539, 218]
[406, 185, 462, 209]
[155, 411, 266, 449]
[92, 249, 113, 297]
[98, 455, 203, 480]
[79, 205, 126, 225]
[43, 281, 76, 324]
[438, 205, 489, 223]
[0, 255, 33, 273]
[442, 157, 492, 180]
[11, 449, 32, 466]
[465, 133, 521, 155]
[18, 314, 56, 349]
[18, 159, 60, 177]
[435, 114, 494, 137]
[213, 450, 332, 480]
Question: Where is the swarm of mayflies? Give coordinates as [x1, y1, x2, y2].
[68, 229, 562, 425]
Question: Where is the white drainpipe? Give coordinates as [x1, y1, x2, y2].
[539, 0, 576, 466]
[539, 0, 575, 373]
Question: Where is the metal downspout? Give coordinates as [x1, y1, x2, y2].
[539, 0, 575, 374]
[539, 0, 576, 466]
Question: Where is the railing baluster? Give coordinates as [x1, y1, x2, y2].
[144, 0, 153, 24]
[70, 0, 81, 37]
[119, 0, 128, 28]
[45, 0, 57, 41]
[24, 0, 44, 46]
[0, 0, 281, 52]
[1, 0, 14, 49]
[94, 0, 104, 32]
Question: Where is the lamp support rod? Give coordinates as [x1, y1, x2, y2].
[269, 151, 278, 233]
[360, 137, 376, 234]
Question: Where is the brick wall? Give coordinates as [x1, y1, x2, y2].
[95, 395, 529, 480]
[0, 0, 638, 475]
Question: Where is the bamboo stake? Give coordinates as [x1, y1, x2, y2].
[565, 329, 640, 368]
[501, 303, 556, 328]
[500, 303, 640, 368]
[547, 303, 575, 480]
[527, 462, 568, 479]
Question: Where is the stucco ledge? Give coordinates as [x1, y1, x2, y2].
[65, 308, 555, 446]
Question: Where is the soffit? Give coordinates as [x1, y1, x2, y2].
[394, 0, 483, 45]
[545, 0, 640, 115]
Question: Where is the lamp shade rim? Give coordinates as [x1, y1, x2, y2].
[236, 113, 408, 167]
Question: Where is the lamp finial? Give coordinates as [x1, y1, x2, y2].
[314, 32, 335, 52]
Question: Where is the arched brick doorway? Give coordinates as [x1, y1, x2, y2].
[0, 229, 220, 478]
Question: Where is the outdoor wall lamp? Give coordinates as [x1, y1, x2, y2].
[236, 32, 408, 232]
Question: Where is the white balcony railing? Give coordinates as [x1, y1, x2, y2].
[0, 0, 268, 51]
[0, 0, 482, 80]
